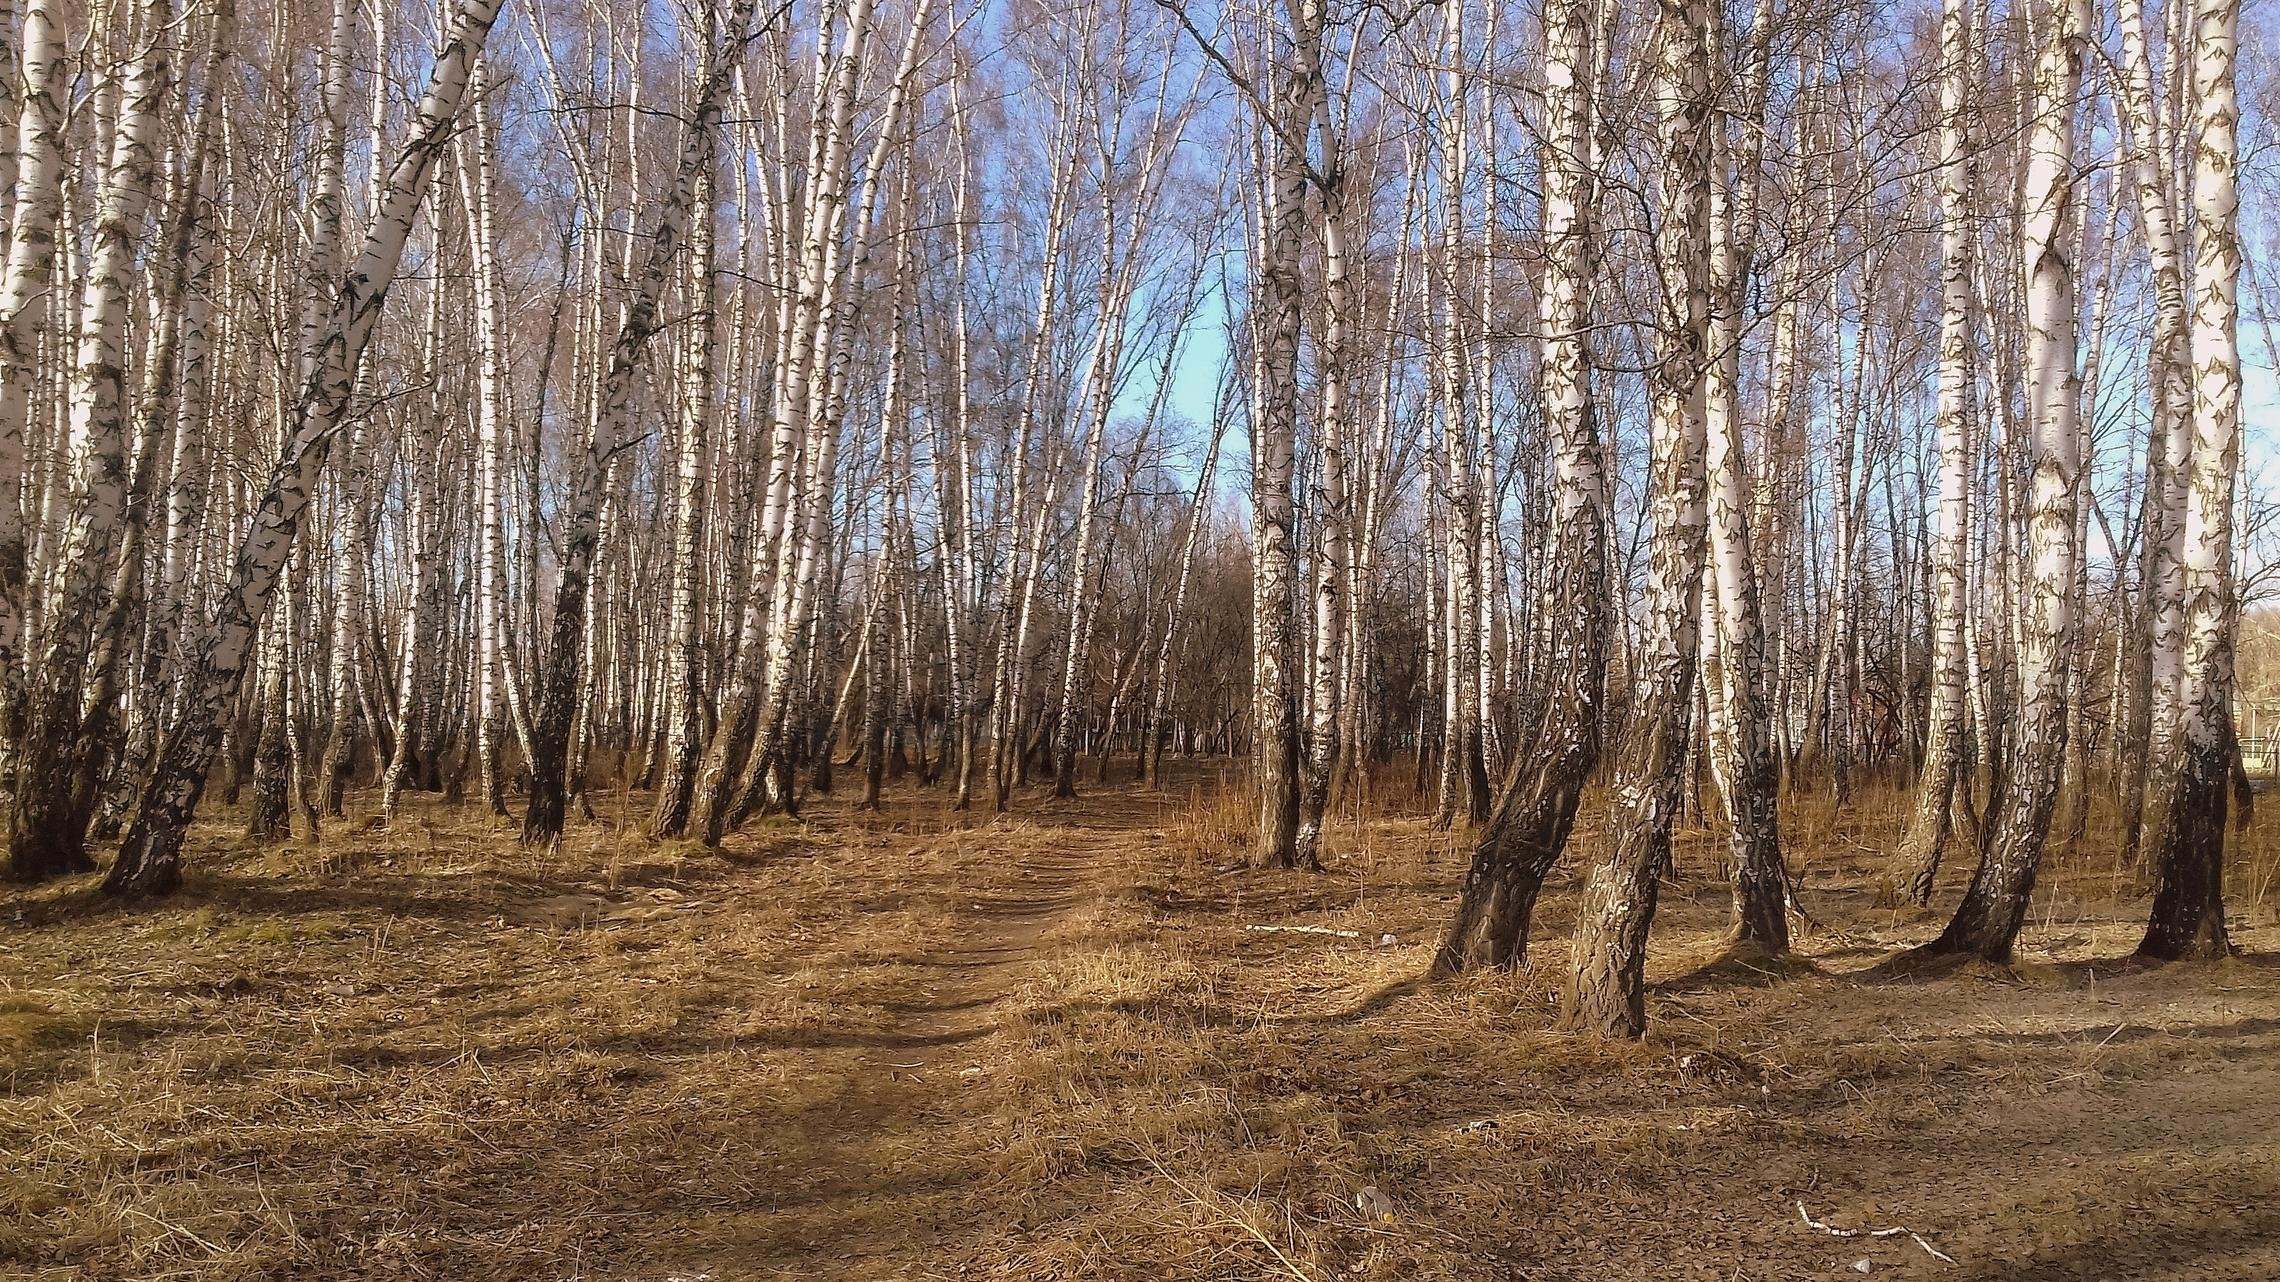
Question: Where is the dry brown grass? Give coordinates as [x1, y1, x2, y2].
[6, 763, 2280, 1279]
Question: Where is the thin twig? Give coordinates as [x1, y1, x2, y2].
[1797, 1201, 1957, 1265]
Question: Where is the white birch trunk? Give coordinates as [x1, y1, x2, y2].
[1566, 0, 1711, 1037]
[11, 0, 177, 880]
[1901, 0, 1978, 903]
[1926, 0, 2087, 961]
[2140, 0, 2238, 960]
[0, 0, 64, 773]
[1435, 0, 1606, 972]
[105, 0, 510, 896]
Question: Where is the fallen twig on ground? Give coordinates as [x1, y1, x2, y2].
[1797, 1201, 1957, 1265]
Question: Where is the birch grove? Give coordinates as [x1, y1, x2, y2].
[0, 0, 2269, 1039]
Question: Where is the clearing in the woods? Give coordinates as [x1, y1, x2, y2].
[6, 771, 2280, 1280]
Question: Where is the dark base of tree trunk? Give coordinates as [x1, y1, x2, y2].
[1908, 740, 2025, 960]
[1903, 843, 1944, 907]
[1731, 853, 1790, 953]
[1725, 758, 1790, 951]
[2138, 739, 2231, 962]
[2117, 795, 2146, 869]
[247, 787, 290, 842]
[248, 740, 291, 841]
[1434, 852, 1551, 975]
[652, 747, 699, 839]
[1923, 830, 2040, 964]
[1462, 734, 1492, 825]
[7, 829, 95, 882]
[10, 754, 98, 883]
[522, 782, 567, 845]
[102, 816, 188, 899]
[727, 752, 799, 831]
[1898, 763, 1956, 905]
[1562, 830, 1665, 1040]
[1255, 753, 1302, 869]
[1254, 845, 1320, 872]
[1433, 772, 1588, 975]
[650, 789, 694, 840]
[320, 757, 351, 817]
[88, 810, 126, 845]
[102, 852, 183, 898]
[1560, 722, 1684, 1040]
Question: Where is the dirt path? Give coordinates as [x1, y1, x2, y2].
[865, 845, 1100, 1065]
[666, 815, 1131, 1279]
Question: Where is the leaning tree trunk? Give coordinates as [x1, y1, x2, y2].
[1923, 0, 2087, 961]
[525, 0, 759, 845]
[1434, 0, 1604, 973]
[1564, 0, 1710, 1039]
[2140, 0, 2238, 962]
[103, 0, 510, 898]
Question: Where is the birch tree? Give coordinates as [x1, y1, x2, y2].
[1246, 0, 1327, 869]
[0, 0, 63, 786]
[1564, 0, 1711, 1038]
[1919, 0, 2088, 962]
[103, 0, 512, 896]
[1434, 0, 1604, 971]
[523, 0, 761, 845]
[10, 0, 178, 881]
[1898, 0, 1978, 904]
[2139, 0, 2239, 961]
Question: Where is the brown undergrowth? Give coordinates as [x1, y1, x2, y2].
[5, 765, 2280, 1279]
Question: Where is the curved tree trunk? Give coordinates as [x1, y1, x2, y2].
[1564, 0, 1711, 1038]
[1923, 0, 2087, 961]
[526, 0, 761, 845]
[1434, 0, 1603, 972]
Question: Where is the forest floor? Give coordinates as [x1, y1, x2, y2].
[7, 763, 2280, 1281]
